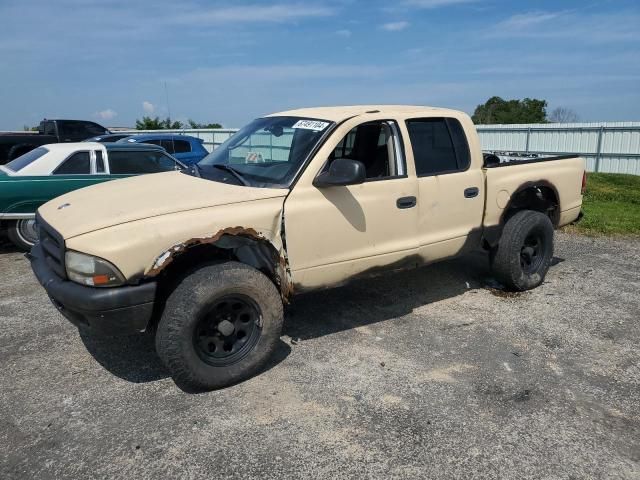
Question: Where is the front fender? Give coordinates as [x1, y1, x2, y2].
[64, 197, 286, 282]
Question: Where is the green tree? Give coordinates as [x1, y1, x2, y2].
[135, 116, 184, 130]
[187, 119, 223, 129]
[472, 96, 548, 124]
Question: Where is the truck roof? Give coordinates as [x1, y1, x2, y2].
[267, 105, 465, 122]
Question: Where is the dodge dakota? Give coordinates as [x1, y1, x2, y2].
[29, 106, 585, 390]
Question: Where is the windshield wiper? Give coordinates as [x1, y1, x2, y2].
[212, 164, 249, 186]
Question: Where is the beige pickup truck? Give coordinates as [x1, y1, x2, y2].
[29, 106, 585, 390]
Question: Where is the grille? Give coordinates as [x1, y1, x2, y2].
[37, 214, 67, 279]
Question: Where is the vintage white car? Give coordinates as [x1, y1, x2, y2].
[1, 142, 111, 176]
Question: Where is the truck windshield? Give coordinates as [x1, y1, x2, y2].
[196, 116, 333, 188]
[4, 147, 48, 172]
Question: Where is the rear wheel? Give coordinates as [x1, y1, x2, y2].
[155, 261, 283, 391]
[491, 210, 554, 291]
[7, 219, 38, 251]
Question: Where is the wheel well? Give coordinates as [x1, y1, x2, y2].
[503, 185, 559, 227]
[483, 184, 559, 249]
[146, 235, 287, 331]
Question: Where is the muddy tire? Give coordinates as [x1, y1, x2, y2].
[491, 210, 554, 291]
[7, 219, 38, 251]
[155, 261, 283, 391]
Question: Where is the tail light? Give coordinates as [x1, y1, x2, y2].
[581, 171, 587, 194]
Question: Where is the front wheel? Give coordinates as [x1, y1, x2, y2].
[490, 210, 554, 291]
[7, 219, 38, 251]
[155, 261, 283, 391]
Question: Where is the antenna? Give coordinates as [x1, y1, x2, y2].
[164, 81, 177, 155]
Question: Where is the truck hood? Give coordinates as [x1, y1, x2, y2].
[37, 171, 288, 239]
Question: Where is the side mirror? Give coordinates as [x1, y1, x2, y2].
[313, 158, 366, 188]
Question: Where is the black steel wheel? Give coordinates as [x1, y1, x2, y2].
[520, 232, 544, 274]
[156, 261, 283, 391]
[193, 295, 262, 366]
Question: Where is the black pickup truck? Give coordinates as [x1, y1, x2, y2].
[0, 119, 110, 164]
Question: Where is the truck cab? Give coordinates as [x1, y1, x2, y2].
[39, 120, 110, 143]
[0, 119, 110, 164]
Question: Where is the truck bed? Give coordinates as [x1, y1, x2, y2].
[482, 154, 585, 232]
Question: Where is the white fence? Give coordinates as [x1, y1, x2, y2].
[476, 122, 640, 175]
[124, 121, 640, 176]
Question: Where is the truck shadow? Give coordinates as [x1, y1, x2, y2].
[77, 250, 563, 387]
[78, 330, 292, 386]
[284, 251, 495, 341]
[79, 331, 168, 383]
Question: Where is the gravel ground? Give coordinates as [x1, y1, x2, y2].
[0, 232, 638, 479]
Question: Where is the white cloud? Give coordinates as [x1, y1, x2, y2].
[94, 108, 117, 120]
[403, 0, 477, 8]
[490, 10, 640, 43]
[173, 4, 335, 25]
[499, 11, 562, 29]
[336, 29, 352, 37]
[381, 21, 410, 32]
[142, 101, 155, 114]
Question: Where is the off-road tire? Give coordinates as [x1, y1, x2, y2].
[491, 210, 554, 291]
[7, 219, 38, 251]
[155, 261, 283, 391]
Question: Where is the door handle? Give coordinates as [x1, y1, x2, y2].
[396, 196, 417, 209]
[464, 187, 479, 198]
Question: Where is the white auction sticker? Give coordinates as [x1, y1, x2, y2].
[292, 120, 330, 131]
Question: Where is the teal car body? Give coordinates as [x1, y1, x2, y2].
[0, 171, 127, 216]
[0, 143, 184, 250]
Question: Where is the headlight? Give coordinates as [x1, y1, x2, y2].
[65, 250, 126, 287]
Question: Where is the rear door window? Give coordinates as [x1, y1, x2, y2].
[53, 151, 91, 175]
[159, 140, 175, 153]
[108, 150, 178, 174]
[172, 140, 191, 153]
[58, 121, 106, 138]
[5, 147, 48, 172]
[406, 118, 470, 176]
[43, 122, 56, 136]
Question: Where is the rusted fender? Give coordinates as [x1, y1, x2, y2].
[145, 226, 294, 302]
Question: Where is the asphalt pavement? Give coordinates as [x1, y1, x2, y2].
[1, 232, 638, 479]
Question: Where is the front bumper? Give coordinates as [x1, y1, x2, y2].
[28, 244, 157, 335]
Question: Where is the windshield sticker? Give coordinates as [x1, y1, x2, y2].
[245, 152, 265, 163]
[292, 120, 330, 131]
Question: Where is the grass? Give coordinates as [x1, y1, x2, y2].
[564, 173, 640, 236]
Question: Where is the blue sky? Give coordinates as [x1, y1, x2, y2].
[0, 0, 638, 129]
